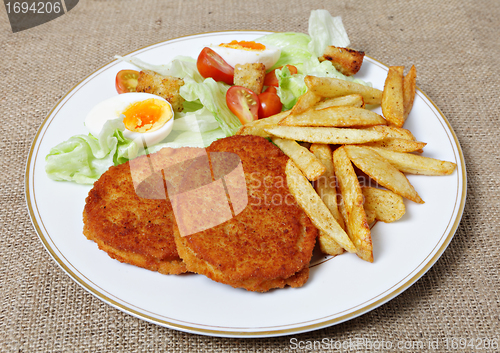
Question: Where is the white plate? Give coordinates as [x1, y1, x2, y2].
[25, 31, 466, 337]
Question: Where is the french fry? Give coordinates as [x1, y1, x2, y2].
[265, 126, 388, 144]
[363, 125, 417, 140]
[403, 65, 417, 121]
[361, 138, 427, 153]
[362, 187, 405, 223]
[290, 90, 321, 115]
[343, 145, 424, 203]
[366, 147, 457, 175]
[338, 189, 349, 228]
[310, 144, 345, 230]
[314, 94, 365, 110]
[285, 160, 356, 253]
[382, 66, 405, 127]
[236, 111, 289, 138]
[332, 147, 373, 262]
[280, 106, 386, 127]
[318, 232, 345, 256]
[304, 76, 383, 104]
[364, 208, 376, 224]
[271, 137, 325, 181]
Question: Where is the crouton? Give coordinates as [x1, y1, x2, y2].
[136, 70, 185, 112]
[233, 63, 266, 94]
[319, 46, 365, 76]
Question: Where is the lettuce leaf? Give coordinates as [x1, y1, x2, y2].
[180, 77, 241, 136]
[275, 66, 307, 110]
[45, 118, 138, 184]
[308, 9, 350, 57]
[256, 32, 312, 70]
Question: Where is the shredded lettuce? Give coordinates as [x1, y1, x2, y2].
[45, 118, 138, 184]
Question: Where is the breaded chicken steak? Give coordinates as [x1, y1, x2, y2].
[173, 135, 318, 292]
[83, 146, 207, 275]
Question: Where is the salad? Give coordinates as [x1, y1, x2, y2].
[45, 9, 369, 184]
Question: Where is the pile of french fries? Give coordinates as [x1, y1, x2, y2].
[237, 67, 457, 263]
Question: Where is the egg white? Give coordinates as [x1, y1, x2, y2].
[84, 92, 174, 148]
[209, 44, 281, 70]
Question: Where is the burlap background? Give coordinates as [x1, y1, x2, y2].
[1, 0, 499, 351]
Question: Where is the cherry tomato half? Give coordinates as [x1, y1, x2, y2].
[197, 47, 234, 85]
[263, 65, 298, 87]
[258, 91, 282, 119]
[226, 86, 260, 124]
[115, 70, 139, 94]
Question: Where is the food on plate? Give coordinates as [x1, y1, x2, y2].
[333, 147, 373, 262]
[381, 66, 405, 127]
[233, 63, 266, 94]
[363, 125, 416, 140]
[121, 99, 170, 133]
[257, 90, 283, 118]
[196, 47, 235, 85]
[209, 40, 281, 70]
[135, 70, 185, 112]
[288, 90, 321, 116]
[310, 144, 345, 256]
[361, 137, 427, 153]
[319, 46, 365, 76]
[236, 111, 290, 138]
[366, 147, 457, 175]
[403, 65, 417, 120]
[271, 137, 325, 181]
[226, 85, 260, 124]
[364, 208, 376, 225]
[362, 186, 405, 223]
[265, 125, 388, 144]
[173, 135, 318, 292]
[84, 92, 174, 147]
[264, 86, 278, 94]
[310, 144, 345, 229]
[83, 147, 208, 275]
[305, 75, 383, 104]
[279, 106, 387, 127]
[115, 69, 139, 94]
[263, 65, 298, 87]
[313, 94, 365, 110]
[343, 145, 424, 204]
[46, 8, 460, 289]
[286, 159, 356, 253]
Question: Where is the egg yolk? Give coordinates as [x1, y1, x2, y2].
[122, 98, 172, 133]
[219, 40, 266, 51]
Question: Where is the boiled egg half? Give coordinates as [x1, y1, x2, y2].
[85, 92, 174, 147]
[209, 40, 281, 69]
